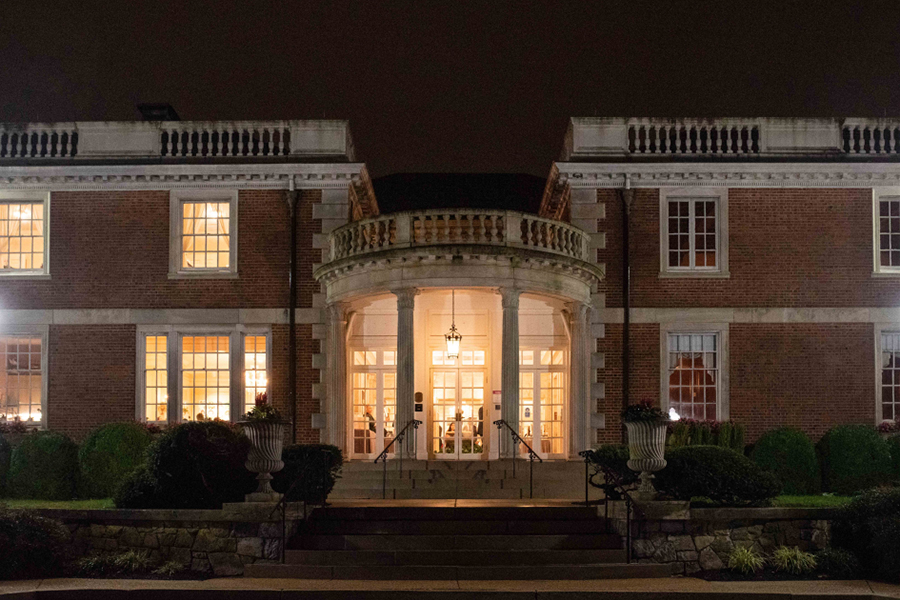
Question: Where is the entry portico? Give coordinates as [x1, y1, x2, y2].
[314, 210, 603, 461]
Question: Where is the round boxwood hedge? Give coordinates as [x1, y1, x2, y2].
[655, 445, 782, 506]
[832, 487, 900, 581]
[817, 424, 893, 495]
[7, 431, 79, 500]
[750, 427, 820, 495]
[886, 434, 900, 479]
[0, 434, 10, 496]
[114, 420, 257, 509]
[0, 507, 69, 580]
[271, 444, 343, 503]
[78, 422, 154, 499]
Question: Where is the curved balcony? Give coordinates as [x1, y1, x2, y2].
[316, 210, 603, 303]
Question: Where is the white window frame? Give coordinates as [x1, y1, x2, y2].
[874, 324, 900, 424]
[659, 188, 729, 278]
[659, 323, 729, 421]
[872, 188, 900, 276]
[0, 190, 50, 279]
[347, 347, 398, 459]
[169, 189, 239, 279]
[0, 323, 49, 428]
[136, 325, 270, 424]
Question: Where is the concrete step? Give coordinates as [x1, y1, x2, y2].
[284, 548, 626, 566]
[329, 488, 535, 500]
[308, 505, 602, 521]
[244, 562, 676, 580]
[297, 533, 623, 551]
[300, 519, 613, 535]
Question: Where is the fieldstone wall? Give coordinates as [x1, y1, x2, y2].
[612, 504, 836, 576]
[36, 503, 308, 577]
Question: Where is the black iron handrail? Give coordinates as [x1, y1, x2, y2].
[268, 449, 334, 563]
[374, 418, 421, 500]
[578, 449, 644, 564]
[493, 419, 542, 499]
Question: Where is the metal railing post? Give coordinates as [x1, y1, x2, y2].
[382, 456, 387, 500]
[584, 456, 589, 505]
[626, 496, 632, 564]
[529, 452, 534, 499]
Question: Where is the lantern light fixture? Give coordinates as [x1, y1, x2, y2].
[445, 289, 462, 360]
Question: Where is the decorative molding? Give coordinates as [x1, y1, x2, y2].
[0, 163, 366, 191]
[0, 308, 321, 325]
[597, 306, 900, 324]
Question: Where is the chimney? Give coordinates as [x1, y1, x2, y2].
[137, 103, 180, 122]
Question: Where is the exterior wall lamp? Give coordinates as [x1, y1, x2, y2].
[445, 289, 462, 360]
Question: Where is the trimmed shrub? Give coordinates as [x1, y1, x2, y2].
[78, 422, 154, 498]
[584, 444, 639, 499]
[817, 424, 892, 494]
[667, 419, 746, 453]
[114, 421, 256, 509]
[655, 445, 781, 506]
[815, 547, 860, 579]
[886, 434, 900, 479]
[0, 434, 10, 496]
[0, 508, 69, 580]
[272, 444, 343, 503]
[832, 487, 900, 582]
[750, 427, 820, 495]
[7, 431, 79, 500]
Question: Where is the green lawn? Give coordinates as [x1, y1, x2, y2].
[0, 498, 114, 510]
[771, 495, 852, 508]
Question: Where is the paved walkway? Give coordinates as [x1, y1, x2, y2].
[2, 578, 900, 599]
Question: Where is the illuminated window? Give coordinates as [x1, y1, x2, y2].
[383, 351, 396, 366]
[0, 336, 43, 424]
[660, 189, 728, 277]
[182, 336, 230, 421]
[876, 192, 900, 273]
[170, 191, 237, 277]
[881, 332, 900, 421]
[431, 350, 457, 366]
[519, 347, 566, 457]
[667, 333, 719, 421]
[243, 335, 267, 413]
[519, 350, 534, 365]
[460, 350, 485, 366]
[0, 192, 49, 276]
[144, 336, 168, 422]
[540, 350, 565, 366]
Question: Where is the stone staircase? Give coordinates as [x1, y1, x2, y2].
[245, 504, 675, 580]
[329, 459, 605, 500]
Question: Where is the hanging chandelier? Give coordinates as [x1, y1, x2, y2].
[445, 289, 462, 360]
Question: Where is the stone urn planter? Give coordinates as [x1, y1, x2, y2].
[240, 420, 287, 503]
[623, 402, 670, 501]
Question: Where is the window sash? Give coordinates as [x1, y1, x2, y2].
[0, 335, 43, 423]
[878, 198, 900, 269]
[882, 332, 900, 421]
[181, 201, 232, 270]
[667, 198, 718, 271]
[667, 333, 719, 421]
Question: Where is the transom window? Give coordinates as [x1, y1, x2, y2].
[138, 327, 269, 424]
[0, 336, 43, 423]
[667, 333, 719, 420]
[170, 191, 238, 277]
[877, 195, 900, 271]
[431, 350, 485, 366]
[881, 332, 900, 421]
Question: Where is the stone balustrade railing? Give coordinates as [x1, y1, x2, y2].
[563, 117, 900, 158]
[329, 209, 590, 263]
[0, 120, 353, 160]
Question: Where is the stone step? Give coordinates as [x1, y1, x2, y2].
[300, 518, 613, 535]
[329, 488, 548, 500]
[297, 533, 623, 551]
[283, 548, 627, 566]
[307, 506, 602, 521]
[244, 562, 676, 580]
[336, 469, 586, 481]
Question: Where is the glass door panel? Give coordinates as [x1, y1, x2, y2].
[459, 370, 485, 456]
[519, 349, 566, 459]
[431, 368, 485, 459]
[432, 370, 457, 456]
[519, 372, 535, 454]
[540, 372, 565, 456]
[351, 372, 377, 457]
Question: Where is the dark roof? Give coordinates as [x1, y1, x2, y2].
[372, 173, 545, 214]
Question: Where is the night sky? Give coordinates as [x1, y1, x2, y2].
[2, 1, 900, 182]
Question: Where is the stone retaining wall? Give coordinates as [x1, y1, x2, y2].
[611, 503, 836, 575]
[34, 503, 308, 577]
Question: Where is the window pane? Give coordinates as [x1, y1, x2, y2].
[243, 335, 267, 413]
[668, 332, 719, 421]
[143, 335, 168, 422]
[0, 336, 43, 422]
[182, 335, 230, 421]
[882, 333, 900, 423]
[182, 201, 231, 270]
[0, 202, 44, 271]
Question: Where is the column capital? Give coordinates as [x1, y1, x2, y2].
[569, 300, 593, 323]
[499, 287, 521, 309]
[326, 301, 347, 321]
[392, 288, 419, 310]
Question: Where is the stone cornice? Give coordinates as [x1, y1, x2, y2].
[0, 163, 367, 191]
[556, 162, 900, 188]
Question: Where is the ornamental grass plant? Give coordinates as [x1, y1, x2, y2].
[727, 546, 765, 575]
[769, 546, 817, 575]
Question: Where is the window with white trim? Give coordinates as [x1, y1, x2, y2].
[138, 327, 269, 424]
[666, 332, 720, 421]
[881, 332, 900, 421]
[0, 335, 44, 424]
[0, 192, 49, 276]
[518, 348, 566, 458]
[170, 190, 238, 277]
[875, 192, 900, 273]
[659, 189, 728, 276]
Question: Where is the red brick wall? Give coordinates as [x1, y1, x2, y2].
[0, 189, 319, 309]
[271, 323, 321, 444]
[48, 325, 136, 439]
[730, 323, 875, 441]
[599, 188, 900, 308]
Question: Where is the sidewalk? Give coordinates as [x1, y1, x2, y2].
[1, 577, 899, 599]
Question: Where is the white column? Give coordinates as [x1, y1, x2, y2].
[326, 302, 348, 454]
[569, 301, 592, 458]
[500, 288, 521, 458]
[394, 288, 418, 457]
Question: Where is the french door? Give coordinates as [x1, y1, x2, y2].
[431, 369, 486, 459]
[518, 349, 566, 459]
[349, 350, 396, 459]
